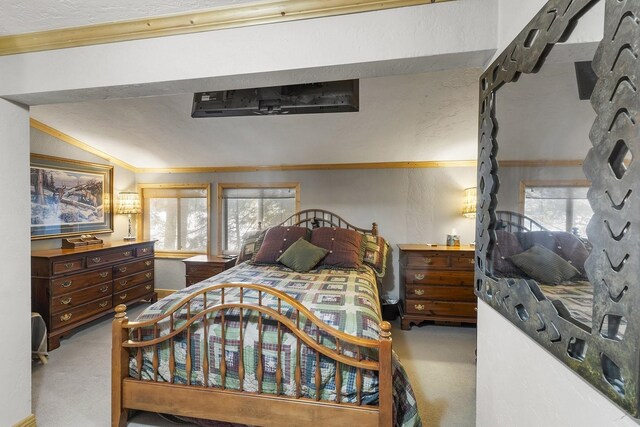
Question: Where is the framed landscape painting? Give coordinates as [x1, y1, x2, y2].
[30, 154, 113, 240]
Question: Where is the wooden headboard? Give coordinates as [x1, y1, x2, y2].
[277, 209, 378, 236]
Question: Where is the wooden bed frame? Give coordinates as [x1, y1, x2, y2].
[112, 209, 393, 427]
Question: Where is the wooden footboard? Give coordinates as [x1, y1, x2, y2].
[112, 283, 393, 427]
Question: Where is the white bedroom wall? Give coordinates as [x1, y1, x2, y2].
[0, 100, 32, 424]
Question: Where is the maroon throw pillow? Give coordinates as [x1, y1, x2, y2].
[311, 227, 363, 269]
[253, 226, 310, 264]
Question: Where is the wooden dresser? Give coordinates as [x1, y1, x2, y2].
[31, 240, 156, 350]
[398, 244, 476, 330]
[183, 254, 236, 286]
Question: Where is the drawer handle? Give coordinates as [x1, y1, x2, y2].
[118, 267, 127, 273]
[60, 297, 72, 305]
[64, 262, 74, 269]
[414, 273, 425, 280]
[123, 251, 132, 256]
[99, 301, 109, 308]
[414, 304, 425, 311]
[145, 272, 152, 279]
[119, 293, 128, 300]
[414, 289, 425, 296]
[145, 285, 152, 290]
[141, 248, 149, 253]
[120, 280, 128, 286]
[91, 257, 101, 263]
[100, 286, 109, 293]
[60, 313, 73, 322]
[145, 260, 152, 266]
[424, 257, 432, 265]
[99, 271, 109, 278]
[61, 280, 73, 288]
[468, 258, 475, 265]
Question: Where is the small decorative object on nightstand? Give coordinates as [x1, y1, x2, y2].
[398, 244, 476, 330]
[183, 255, 237, 287]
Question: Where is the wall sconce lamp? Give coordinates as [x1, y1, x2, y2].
[116, 191, 141, 240]
[462, 187, 477, 218]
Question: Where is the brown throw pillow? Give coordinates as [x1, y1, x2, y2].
[253, 226, 311, 264]
[311, 227, 363, 269]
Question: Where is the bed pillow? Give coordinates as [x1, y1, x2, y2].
[363, 234, 390, 277]
[253, 226, 311, 264]
[277, 238, 329, 273]
[236, 229, 266, 265]
[311, 227, 363, 269]
[492, 230, 523, 275]
[510, 244, 580, 285]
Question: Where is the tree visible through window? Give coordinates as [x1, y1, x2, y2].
[220, 185, 299, 253]
[523, 183, 592, 236]
[141, 185, 209, 255]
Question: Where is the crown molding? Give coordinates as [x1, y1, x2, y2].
[0, 0, 452, 56]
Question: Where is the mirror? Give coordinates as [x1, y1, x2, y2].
[490, 45, 597, 330]
[475, 0, 640, 417]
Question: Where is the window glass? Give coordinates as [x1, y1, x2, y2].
[523, 184, 591, 236]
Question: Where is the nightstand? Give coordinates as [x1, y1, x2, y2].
[183, 255, 236, 287]
[398, 244, 476, 330]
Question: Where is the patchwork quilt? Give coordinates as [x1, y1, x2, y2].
[131, 262, 422, 427]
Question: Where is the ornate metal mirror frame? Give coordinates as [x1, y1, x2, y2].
[476, 0, 640, 416]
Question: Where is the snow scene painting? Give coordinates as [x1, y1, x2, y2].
[30, 155, 113, 239]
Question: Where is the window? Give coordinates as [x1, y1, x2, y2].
[218, 183, 300, 253]
[140, 184, 210, 257]
[522, 181, 592, 236]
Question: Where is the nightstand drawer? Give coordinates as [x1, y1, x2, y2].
[406, 253, 449, 268]
[186, 264, 224, 278]
[406, 285, 476, 301]
[405, 269, 473, 286]
[405, 300, 476, 317]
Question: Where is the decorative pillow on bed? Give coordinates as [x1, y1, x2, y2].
[277, 237, 329, 272]
[252, 226, 311, 264]
[492, 230, 524, 276]
[363, 234, 390, 277]
[236, 229, 267, 265]
[510, 244, 580, 285]
[311, 227, 363, 269]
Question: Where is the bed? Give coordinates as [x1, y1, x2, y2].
[492, 211, 593, 326]
[112, 209, 420, 427]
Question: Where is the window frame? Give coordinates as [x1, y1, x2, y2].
[519, 179, 590, 233]
[217, 182, 300, 254]
[138, 183, 211, 259]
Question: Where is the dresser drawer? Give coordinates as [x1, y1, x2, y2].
[405, 299, 476, 317]
[52, 296, 112, 330]
[136, 245, 154, 257]
[51, 282, 112, 313]
[113, 282, 154, 305]
[405, 269, 473, 286]
[51, 268, 112, 296]
[406, 285, 476, 302]
[451, 255, 475, 270]
[86, 248, 135, 268]
[52, 258, 84, 275]
[405, 253, 449, 268]
[113, 270, 154, 292]
[113, 258, 154, 278]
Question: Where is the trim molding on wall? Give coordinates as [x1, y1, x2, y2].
[12, 414, 36, 427]
[0, 0, 453, 56]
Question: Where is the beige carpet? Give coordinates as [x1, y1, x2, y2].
[32, 304, 476, 426]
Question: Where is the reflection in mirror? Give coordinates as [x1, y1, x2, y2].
[488, 42, 599, 330]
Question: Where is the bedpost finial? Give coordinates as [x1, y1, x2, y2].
[372, 222, 378, 236]
[114, 304, 127, 319]
[379, 321, 392, 339]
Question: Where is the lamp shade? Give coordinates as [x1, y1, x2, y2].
[116, 191, 141, 215]
[462, 187, 477, 218]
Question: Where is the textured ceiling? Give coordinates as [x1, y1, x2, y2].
[1, 1, 257, 36]
[31, 68, 482, 168]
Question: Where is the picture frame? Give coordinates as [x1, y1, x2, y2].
[30, 154, 113, 240]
